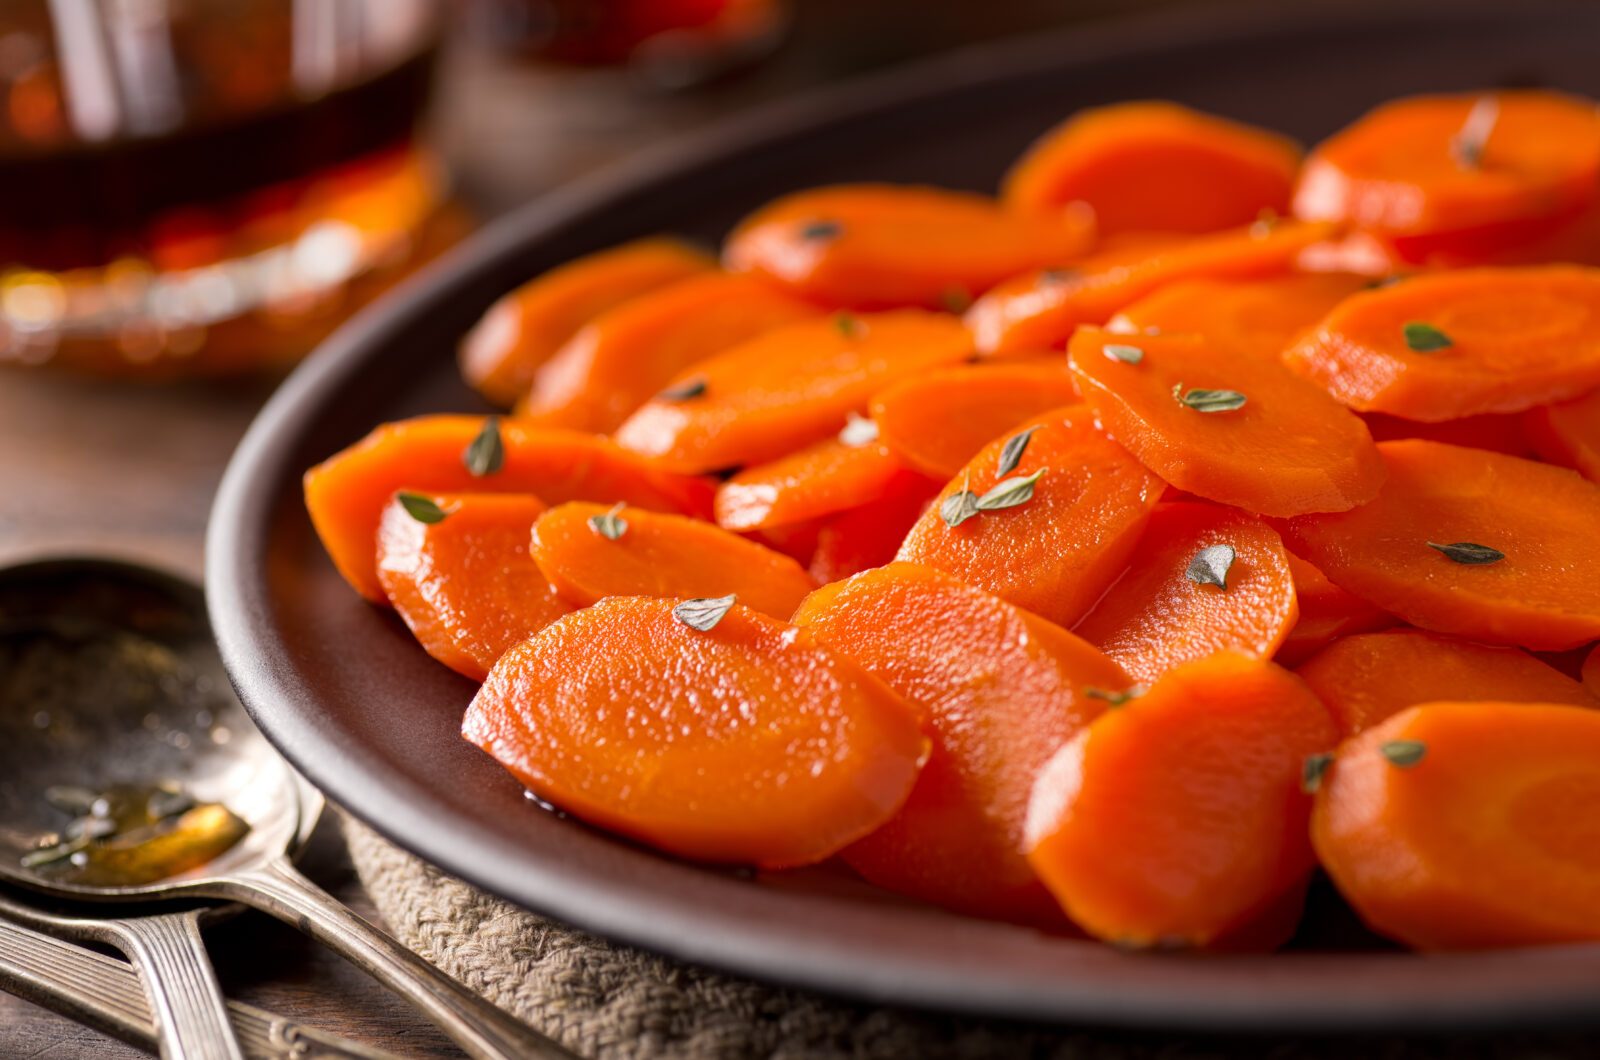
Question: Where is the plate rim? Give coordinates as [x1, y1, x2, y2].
[207, 0, 1600, 1034]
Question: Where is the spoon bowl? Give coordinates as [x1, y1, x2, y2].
[0, 556, 575, 1060]
[0, 557, 307, 901]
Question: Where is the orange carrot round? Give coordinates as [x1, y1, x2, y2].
[613, 310, 972, 474]
[1524, 385, 1600, 483]
[1293, 91, 1600, 267]
[1296, 628, 1595, 738]
[1067, 326, 1386, 517]
[1281, 439, 1600, 650]
[1585, 644, 1600, 699]
[1107, 273, 1368, 363]
[516, 272, 818, 432]
[377, 492, 572, 681]
[964, 220, 1335, 356]
[1025, 651, 1337, 948]
[713, 436, 932, 532]
[305, 415, 715, 603]
[1284, 266, 1600, 421]
[530, 502, 817, 618]
[1312, 701, 1600, 949]
[723, 183, 1092, 310]
[807, 476, 939, 585]
[869, 361, 1081, 480]
[896, 405, 1165, 629]
[1003, 101, 1301, 236]
[460, 237, 714, 407]
[793, 562, 1128, 924]
[1274, 552, 1395, 668]
[1072, 503, 1299, 685]
[462, 597, 927, 869]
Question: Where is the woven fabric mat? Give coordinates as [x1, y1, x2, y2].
[343, 817, 1596, 1060]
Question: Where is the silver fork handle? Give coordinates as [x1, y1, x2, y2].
[211, 855, 580, 1060]
[0, 915, 408, 1060]
[7, 906, 247, 1060]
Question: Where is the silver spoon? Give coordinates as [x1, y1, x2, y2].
[0, 558, 578, 1060]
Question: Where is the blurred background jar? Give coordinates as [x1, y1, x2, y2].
[0, 0, 449, 377]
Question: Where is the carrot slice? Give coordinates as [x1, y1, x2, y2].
[1296, 628, 1595, 739]
[305, 415, 714, 603]
[793, 562, 1128, 924]
[1284, 266, 1600, 420]
[530, 502, 816, 618]
[516, 272, 818, 433]
[459, 237, 714, 407]
[1525, 386, 1600, 482]
[870, 361, 1081, 480]
[723, 183, 1092, 310]
[1067, 326, 1386, 517]
[1025, 651, 1337, 948]
[1586, 644, 1600, 699]
[1274, 552, 1394, 668]
[1107, 273, 1369, 363]
[462, 597, 927, 869]
[377, 493, 572, 681]
[1072, 503, 1299, 685]
[1003, 101, 1301, 236]
[808, 477, 940, 585]
[713, 437, 930, 532]
[1362, 410, 1533, 457]
[1293, 91, 1600, 267]
[1311, 701, 1600, 949]
[1281, 439, 1600, 650]
[613, 310, 972, 474]
[965, 220, 1335, 356]
[895, 405, 1165, 629]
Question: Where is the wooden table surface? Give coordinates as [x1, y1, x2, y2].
[0, 5, 1190, 1055]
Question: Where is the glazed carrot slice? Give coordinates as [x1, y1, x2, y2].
[462, 597, 927, 869]
[1284, 266, 1600, 420]
[723, 183, 1092, 311]
[1107, 273, 1368, 363]
[1586, 645, 1600, 699]
[1362, 411, 1533, 457]
[808, 476, 940, 585]
[1311, 701, 1600, 949]
[1525, 386, 1600, 482]
[1295, 628, 1595, 739]
[1293, 91, 1600, 267]
[1067, 326, 1385, 517]
[613, 310, 972, 474]
[516, 272, 819, 433]
[305, 415, 715, 602]
[793, 562, 1129, 924]
[377, 493, 572, 681]
[1072, 503, 1299, 685]
[895, 405, 1165, 629]
[1025, 651, 1337, 948]
[965, 219, 1335, 356]
[1274, 552, 1394, 668]
[713, 436, 931, 532]
[459, 237, 714, 406]
[869, 361, 1081, 480]
[1281, 440, 1600, 650]
[1003, 101, 1301, 236]
[530, 502, 816, 619]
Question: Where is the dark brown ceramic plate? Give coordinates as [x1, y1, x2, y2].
[208, 0, 1600, 1032]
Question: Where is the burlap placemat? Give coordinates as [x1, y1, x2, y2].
[342, 817, 1595, 1060]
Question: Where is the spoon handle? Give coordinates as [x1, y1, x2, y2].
[62, 909, 247, 1060]
[214, 856, 581, 1060]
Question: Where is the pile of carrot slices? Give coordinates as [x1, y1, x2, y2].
[306, 90, 1600, 953]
